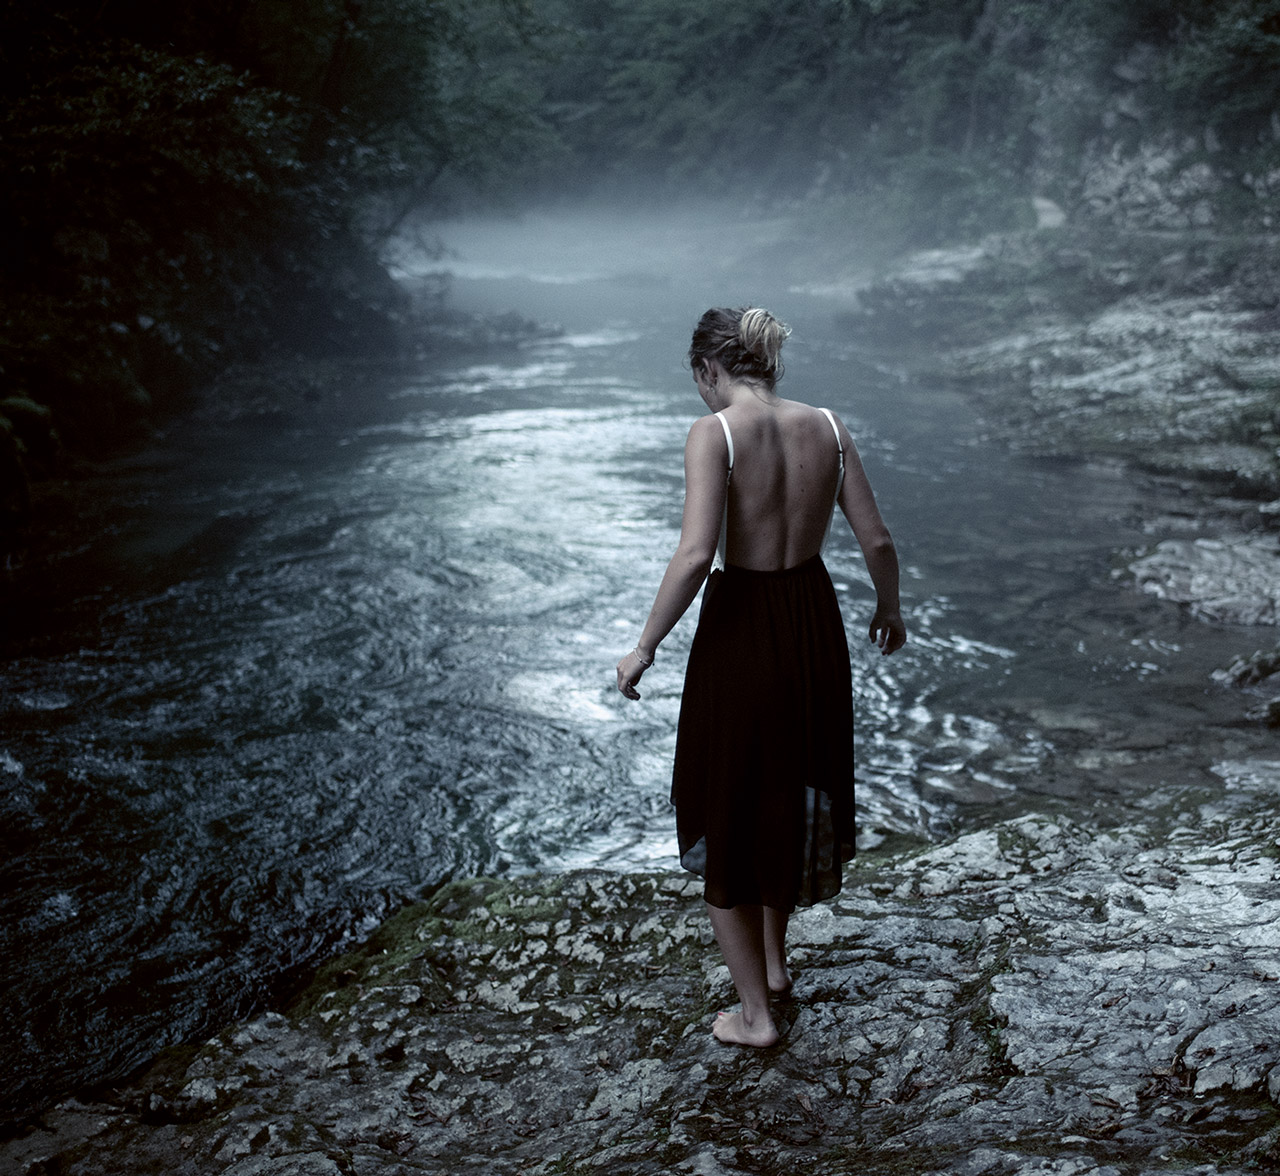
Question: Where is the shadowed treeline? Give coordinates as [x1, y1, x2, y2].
[0, 0, 542, 502]
[524, 0, 1280, 235]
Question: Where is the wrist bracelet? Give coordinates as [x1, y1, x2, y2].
[632, 646, 654, 667]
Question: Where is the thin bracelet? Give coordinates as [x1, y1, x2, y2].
[632, 646, 654, 667]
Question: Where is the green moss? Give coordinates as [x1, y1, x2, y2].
[953, 940, 1018, 1081]
[287, 875, 584, 1019]
[289, 898, 455, 1019]
[445, 876, 563, 947]
[126, 1038, 207, 1103]
[849, 831, 932, 866]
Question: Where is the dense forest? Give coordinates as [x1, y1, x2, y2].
[540, 1, 1280, 183]
[2, 0, 1279, 552]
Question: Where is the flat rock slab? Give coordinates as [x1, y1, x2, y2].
[1129, 536, 1280, 626]
[8, 760, 1280, 1176]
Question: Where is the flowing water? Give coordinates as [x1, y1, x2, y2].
[0, 205, 1265, 1118]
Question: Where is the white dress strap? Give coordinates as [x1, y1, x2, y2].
[712, 411, 734, 573]
[818, 408, 844, 554]
[714, 410, 735, 471]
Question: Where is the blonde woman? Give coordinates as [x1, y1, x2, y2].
[617, 306, 905, 1047]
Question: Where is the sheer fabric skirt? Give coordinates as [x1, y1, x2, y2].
[670, 554, 855, 912]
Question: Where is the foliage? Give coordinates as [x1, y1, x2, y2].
[1152, 0, 1280, 145]
[519, 0, 1054, 231]
[0, 0, 548, 466]
[512, 0, 1280, 243]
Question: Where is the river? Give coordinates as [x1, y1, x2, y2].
[0, 204, 1265, 1119]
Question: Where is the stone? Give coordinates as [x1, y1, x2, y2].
[1033, 197, 1067, 229]
[221, 1156, 345, 1176]
[1129, 537, 1280, 625]
[849, 226, 1280, 515]
[10, 764, 1280, 1174]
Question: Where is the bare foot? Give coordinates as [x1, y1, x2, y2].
[768, 967, 793, 996]
[712, 1010, 780, 1048]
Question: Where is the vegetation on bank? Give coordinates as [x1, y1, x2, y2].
[3, 0, 1279, 563]
[0, 0, 546, 565]
[526, 0, 1280, 233]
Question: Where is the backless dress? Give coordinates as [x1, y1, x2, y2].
[670, 408, 856, 912]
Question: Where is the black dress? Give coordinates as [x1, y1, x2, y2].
[670, 553, 856, 912]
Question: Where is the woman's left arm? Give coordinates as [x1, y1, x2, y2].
[616, 415, 727, 700]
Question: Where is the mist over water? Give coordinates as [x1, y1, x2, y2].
[0, 201, 1262, 1116]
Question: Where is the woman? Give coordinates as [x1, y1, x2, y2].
[616, 306, 905, 1048]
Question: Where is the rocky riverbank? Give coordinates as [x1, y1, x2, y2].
[6, 754, 1280, 1176]
[850, 228, 1280, 504]
[846, 224, 1280, 727]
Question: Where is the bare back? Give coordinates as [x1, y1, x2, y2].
[719, 399, 842, 571]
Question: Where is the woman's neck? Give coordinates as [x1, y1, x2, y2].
[721, 379, 779, 408]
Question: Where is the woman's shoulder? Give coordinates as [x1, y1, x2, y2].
[768, 394, 822, 413]
[770, 401, 851, 456]
[776, 398, 843, 429]
[688, 411, 728, 438]
[685, 412, 732, 455]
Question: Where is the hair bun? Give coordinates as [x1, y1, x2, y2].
[738, 308, 791, 373]
[688, 306, 791, 387]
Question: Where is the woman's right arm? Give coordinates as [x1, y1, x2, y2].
[616, 415, 727, 699]
[833, 414, 906, 656]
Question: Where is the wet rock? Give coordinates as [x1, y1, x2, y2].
[1032, 197, 1067, 229]
[1246, 697, 1280, 726]
[1080, 139, 1222, 231]
[849, 228, 1280, 508]
[220, 1156, 345, 1176]
[1214, 643, 1280, 724]
[8, 761, 1280, 1175]
[1128, 536, 1280, 625]
[407, 302, 563, 356]
[1214, 645, 1280, 687]
[943, 293, 1280, 495]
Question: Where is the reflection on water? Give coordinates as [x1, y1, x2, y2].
[0, 206, 1267, 1117]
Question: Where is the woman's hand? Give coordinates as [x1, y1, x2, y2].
[616, 648, 652, 700]
[869, 606, 906, 656]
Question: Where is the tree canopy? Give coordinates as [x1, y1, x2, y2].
[518, 0, 1280, 216]
[0, 0, 549, 455]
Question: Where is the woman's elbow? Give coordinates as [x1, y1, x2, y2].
[865, 528, 896, 557]
[677, 539, 716, 578]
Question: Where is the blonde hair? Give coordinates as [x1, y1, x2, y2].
[689, 306, 791, 387]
